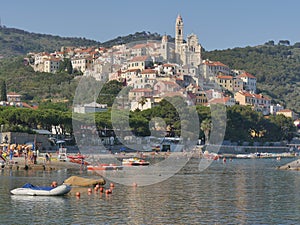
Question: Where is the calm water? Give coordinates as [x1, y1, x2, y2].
[1, 157, 300, 225]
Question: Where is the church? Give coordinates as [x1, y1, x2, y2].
[160, 15, 202, 66]
[175, 15, 202, 66]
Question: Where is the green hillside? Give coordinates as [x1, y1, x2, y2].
[203, 42, 300, 113]
[101, 31, 174, 47]
[0, 26, 101, 57]
[0, 27, 173, 57]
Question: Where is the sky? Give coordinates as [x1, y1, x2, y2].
[1, 0, 300, 51]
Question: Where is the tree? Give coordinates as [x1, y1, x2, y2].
[265, 40, 275, 46]
[0, 80, 7, 101]
[278, 40, 290, 46]
[200, 118, 211, 144]
[66, 60, 73, 74]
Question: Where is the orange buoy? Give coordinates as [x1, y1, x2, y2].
[51, 181, 58, 188]
[110, 183, 115, 188]
[76, 192, 81, 197]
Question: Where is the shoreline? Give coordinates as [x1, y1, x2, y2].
[1, 149, 299, 171]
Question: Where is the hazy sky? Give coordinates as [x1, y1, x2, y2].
[1, 0, 299, 50]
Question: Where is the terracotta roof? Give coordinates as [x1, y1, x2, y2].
[277, 109, 293, 113]
[158, 81, 178, 86]
[202, 60, 228, 67]
[21, 102, 35, 109]
[236, 91, 270, 100]
[7, 92, 21, 96]
[132, 44, 147, 49]
[217, 75, 233, 79]
[163, 63, 175, 67]
[140, 69, 156, 74]
[237, 72, 256, 79]
[129, 56, 151, 62]
[125, 69, 140, 73]
[131, 88, 153, 92]
[208, 97, 231, 104]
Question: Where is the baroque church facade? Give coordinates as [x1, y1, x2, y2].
[175, 15, 202, 66]
[160, 15, 202, 66]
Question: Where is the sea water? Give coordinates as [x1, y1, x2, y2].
[0, 157, 299, 224]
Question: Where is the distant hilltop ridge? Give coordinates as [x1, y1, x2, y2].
[0, 26, 174, 57]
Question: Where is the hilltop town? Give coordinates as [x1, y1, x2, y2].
[22, 15, 297, 121]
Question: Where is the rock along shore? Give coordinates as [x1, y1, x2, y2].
[277, 159, 300, 171]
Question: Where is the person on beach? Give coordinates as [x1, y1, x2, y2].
[9, 149, 13, 161]
[33, 150, 37, 164]
[45, 153, 50, 164]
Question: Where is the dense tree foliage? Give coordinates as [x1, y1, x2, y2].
[0, 27, 174, 57]
[0, 103, 296, 144]
[97, 80, 124, 106]
[0, 26, 100, 57]
[0, 79, 7, 101]
[101, 31, 175, 48]
[0, 57, 77, 102]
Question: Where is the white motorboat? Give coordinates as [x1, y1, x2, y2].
[10, 183, 71, 196]
[122, 158, 150, 166]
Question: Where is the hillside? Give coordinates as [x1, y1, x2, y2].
[101, 31, 174, 47]
[203, 42, 300, 113]
[0, 26, 101, 57]
[0, 26, 173, 57]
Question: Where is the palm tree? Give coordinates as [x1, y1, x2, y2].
[200, 118, 211, 145]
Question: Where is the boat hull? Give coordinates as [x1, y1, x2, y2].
[10, 184, 71, 196]
[87, 164, 123, 171]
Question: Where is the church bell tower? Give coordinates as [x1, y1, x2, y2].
[175, 14, 183, 55]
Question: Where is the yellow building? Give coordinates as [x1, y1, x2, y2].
[216, 75, 243, 92]
[127, 56, 153, 71]
[276, 109, 297, 120]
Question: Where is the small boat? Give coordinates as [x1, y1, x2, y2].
[10, 183, 71, 196]
[87, 164, 123, 171]
[68, 158, 90, 165]
[122, 158, 150, 166]
[67, 154, 88, 160]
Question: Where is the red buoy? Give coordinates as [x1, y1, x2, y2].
[76, 192, 80, 197]
[110, 183, 115, 188]
[99, 187, 104, 193]
[51, 181, 58, 188]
